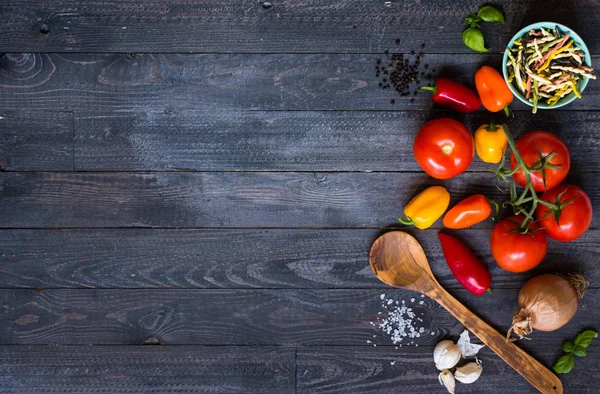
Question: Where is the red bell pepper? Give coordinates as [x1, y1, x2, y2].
[438, 232, 492, 296]
[420, 78, 482, 113]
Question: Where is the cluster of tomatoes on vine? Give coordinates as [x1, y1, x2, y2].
[410, 117, 592, 275]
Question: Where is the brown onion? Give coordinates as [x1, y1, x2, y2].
[507, 274, 587, 340]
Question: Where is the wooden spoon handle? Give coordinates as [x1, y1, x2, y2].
[432, 286, 563, 394]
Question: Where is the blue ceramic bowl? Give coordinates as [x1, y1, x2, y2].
[502, 22, 592, 110]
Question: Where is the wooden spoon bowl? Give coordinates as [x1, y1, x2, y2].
[369, 231, 562, 394]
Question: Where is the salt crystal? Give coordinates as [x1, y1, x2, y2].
[367, 340, 371, 343]
[421, 294, 425, 298]
[410, 298, 415, 302]
[380, 294, 386, 300]
[373, 344, 377, 347]
[431, 332, 435, 335]
[390, 361, 396, 365]
[419, 301, 424, 305]
[374, 296, 427, 347]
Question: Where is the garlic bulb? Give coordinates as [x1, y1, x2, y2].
[433, 340, 462, 370]
[438, 369, 455, 394]
[454, 361, 483, 384]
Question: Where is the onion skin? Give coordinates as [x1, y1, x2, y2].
[508, 274, 584, 340]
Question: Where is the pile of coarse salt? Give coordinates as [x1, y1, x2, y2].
[371, 293, 429, 347]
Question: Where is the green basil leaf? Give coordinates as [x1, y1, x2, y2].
[477, 6, 505, 24]
[553, 354, 575, 374]
[462, 27, 488, 53]
[574, 330, 598, 348]
[573, 345, 587, 357]
[562, 341, 574, 353]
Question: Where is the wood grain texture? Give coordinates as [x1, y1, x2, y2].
[1, 53, 599, 112]
[297, 346, 598, 394]
[1, 229, 597, 290]
[1, 0, 598, 54]
[74, 110, 600, 171]
[0, 171, 597, 228]
[0, 110, 73, 170]
[0, 345, 295, 393]
[0, 288, 597, 346]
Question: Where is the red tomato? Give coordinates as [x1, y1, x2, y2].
[413, 118, 474, 179]
[536, 184, 593, 242]
[510, 131, 570, 192]
[490, 216, 547, 272]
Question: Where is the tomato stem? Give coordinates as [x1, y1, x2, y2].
[499, 125, 562, 231]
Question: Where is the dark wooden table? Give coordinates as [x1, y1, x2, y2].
[0, 1, 598, 393]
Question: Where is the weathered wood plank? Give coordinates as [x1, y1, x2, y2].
[0, 172, 597, 228]
[1, 0, 598, 54]
[0, 345, 295, 393]
[1, 53, 599, 112]
[0, 229, 597, 290]
[297, 346, 598, 394]
[0, 288, 597, 346]
[0, 111, 73, 170]
[74, 110, 600, 171]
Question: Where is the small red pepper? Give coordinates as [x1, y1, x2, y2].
[420, 78, 482, 113]
[438, 232, 492, 296]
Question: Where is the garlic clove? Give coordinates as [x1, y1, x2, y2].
[454, 360, 483, 384]
[433, 340, 462, 370]
[438, 369, 456, 394]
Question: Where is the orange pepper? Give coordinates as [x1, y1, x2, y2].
[443, 194, 494, 229]
[475, 65, 513, 116]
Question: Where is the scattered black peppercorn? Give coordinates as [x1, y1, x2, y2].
[373, 41, 426, 98]
[391, 99, 395, 104]
[395, 39, 401, 45]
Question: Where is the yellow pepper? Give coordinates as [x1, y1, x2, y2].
[398, 186, 450, 229]
[474, 123, 508, 164]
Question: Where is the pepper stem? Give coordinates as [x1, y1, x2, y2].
[503, 105, 510, 117]
[397, 216, 416, 226]
[419, 85, 437, 94]
[486, 122, 498, 132]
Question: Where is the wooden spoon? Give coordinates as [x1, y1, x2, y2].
[369, 231, 562, 394]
